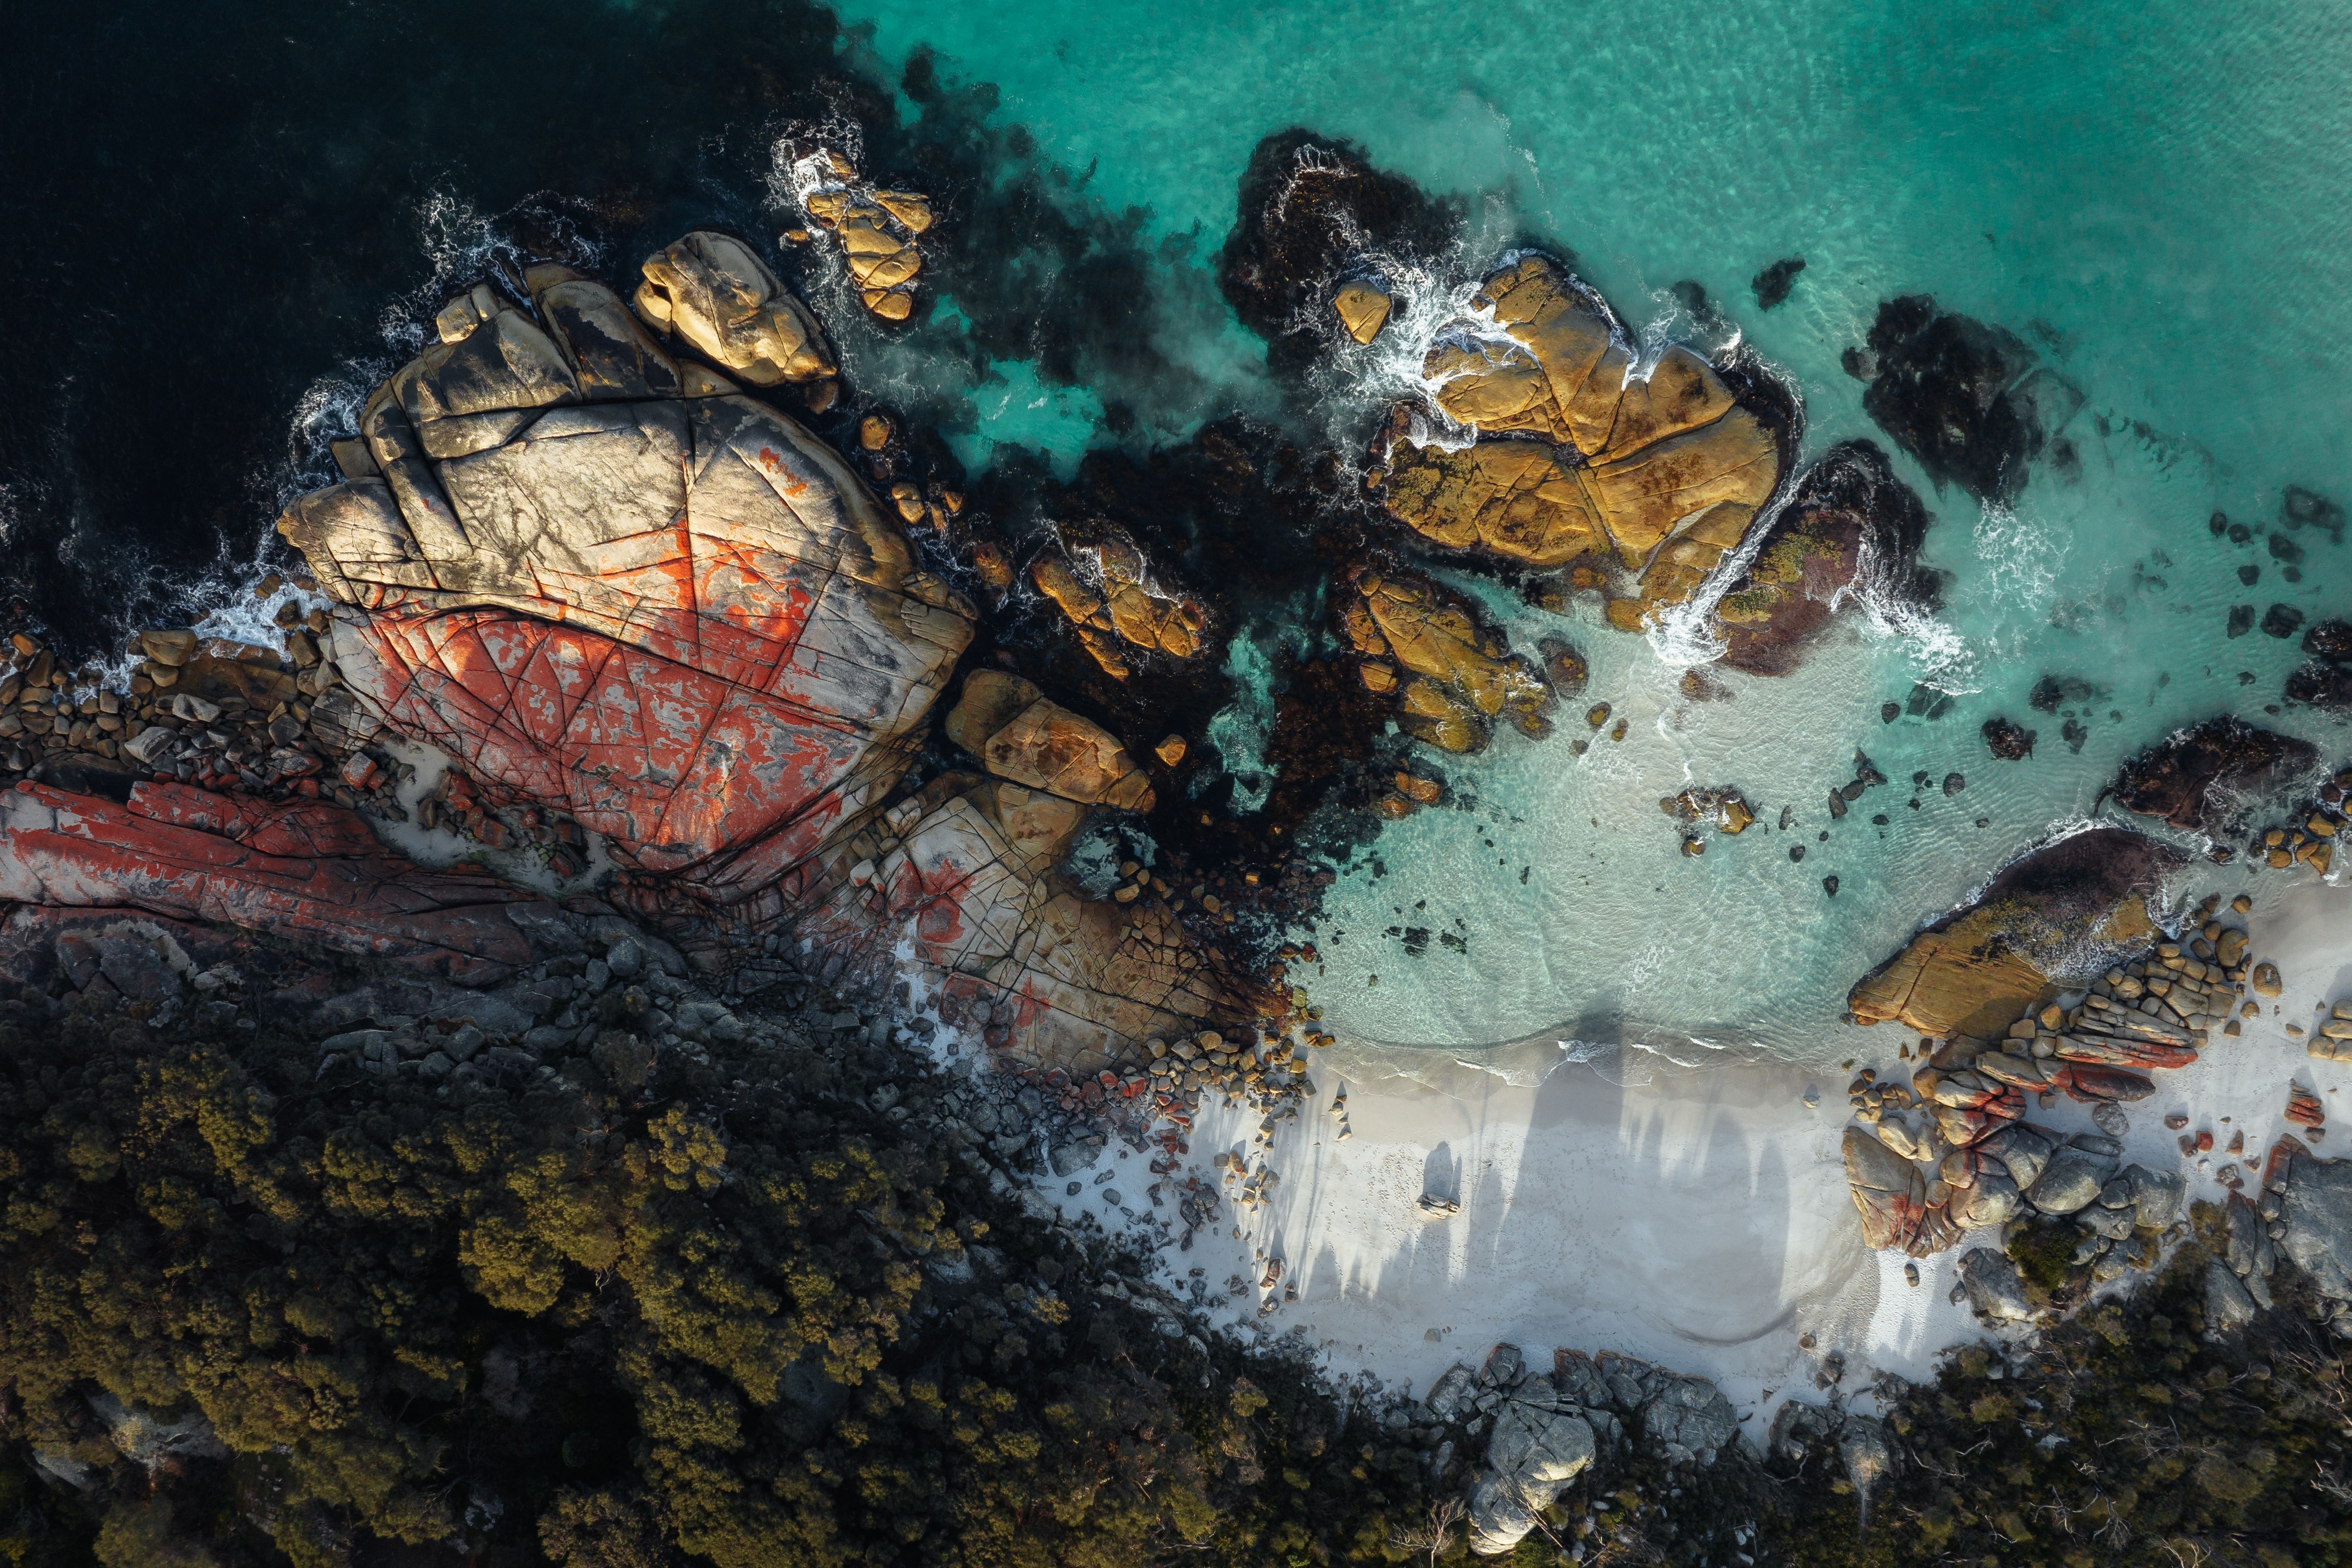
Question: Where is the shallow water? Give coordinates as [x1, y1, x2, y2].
[818, 0, 2352, 1058]
[9, 1, 2352, 1067]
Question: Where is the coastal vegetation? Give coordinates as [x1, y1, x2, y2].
[4, 991, 2349, 1568]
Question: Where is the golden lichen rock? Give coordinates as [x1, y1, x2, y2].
[945, 671, 1156, 813]
[1847, 828, 2180, 1040]
[1337, 567, 1550, 753]
[1377, 256, 1781, 630]
[1332, 281, 1395, 345]
[796, 149, 934, 323]
[632, 231, 835, 386]
[1029, 529, 1207, 680]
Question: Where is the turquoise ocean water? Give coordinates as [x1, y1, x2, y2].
[822, 0, 2352, 1062]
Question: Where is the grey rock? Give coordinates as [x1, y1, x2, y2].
[2205, 1258, 2259, 1333]
[321, 1027, 396, 1059]
[1837, 1416, 1897, 1496]
[1952, 1167, 2022, 1229]
[2077, 1202, 2136, 1241]
[1976, 1122, 2057, 1191]
[123, 724, 179, 765]
[2090, 1100, 2130, 1137]
[89, 1392, 227, 1469]
[1480, 1342, 1526, 1389]
[1766, 1400, 1841, 1464]
[1957, 1247, 2035, 1323]
[1466, 1403, 1597, 1554]
[1424, 1364, 1478, 1423]
[1636, 1372, 1740, 1465]
[2122, 1164, 2186, 1231]
[96, 933, 183, 1004]
[1049, 1141, 1101, 1177]
[2280, 1150, 2352, 1315]
[2026, 1135, 2121, 1215]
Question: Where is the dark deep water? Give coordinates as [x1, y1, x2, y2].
[0, 0, 1236, 660]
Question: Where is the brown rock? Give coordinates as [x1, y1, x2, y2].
[1154, 735, 1188, 766]
[945, 671, 1155, 812]
[1030, 531, 1207, 677]
[2108, 716, 2318, 831]
[1338, 568, 1550, 753]
[1848, 828, 2182, 1038]
[138, 629, 199, 667]
[2253, 961, 2283, 997]
[633, 231, 833, 385]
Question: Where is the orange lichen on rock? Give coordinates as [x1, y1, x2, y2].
[1377, 256, 1781, 629]
[1029, 529, 1208, 679]
[1847, 828, 2177, 1039]
[1337, 567, 1550, 753]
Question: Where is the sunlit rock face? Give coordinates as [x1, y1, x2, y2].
[1846, 827, 2180, 1040]
[280, 266, 975, 910]
[269, 244, 1239, 1062]
[1375, 255, 1783, 631]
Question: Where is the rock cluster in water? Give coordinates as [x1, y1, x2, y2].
[1714, 439, 1936, 676]
[1373, 255, 1784, 631]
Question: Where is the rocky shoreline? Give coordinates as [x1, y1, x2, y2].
[4, 122, 2352, 1564]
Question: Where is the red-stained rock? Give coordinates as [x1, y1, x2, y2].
[0, 781, 549, 984]
[255, 246, 1241, 1064]
[1844, 1127, 1927, 1252]
[2047, 1062, 2156, 1103]
[284, 388, 976, 908]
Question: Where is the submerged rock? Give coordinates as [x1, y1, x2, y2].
[1715, 440, 1935, 675]
[2107, 716, 2317, 831]
[1375, 254, 1784, 630]
[1854, 295, 2073, 505]
[1982, 717, 2036, 760]
[1847, 828, 2180, 1038]
[1751, 255, 1806, 310]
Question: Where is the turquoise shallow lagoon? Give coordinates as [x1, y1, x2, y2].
[825, 0, 2352, 1058]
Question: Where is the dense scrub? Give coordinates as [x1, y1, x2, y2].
[0, 1002, 1440, 1568]
[6, 995, 2349, 1568]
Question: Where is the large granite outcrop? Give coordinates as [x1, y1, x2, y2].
[1847, 828, 2180, 1038]
[1715, 441, 1935, 676]
[3, 239, 1243, 1068]
[2107, 716, 2317, 832]
[1374, 255, 1783, 631]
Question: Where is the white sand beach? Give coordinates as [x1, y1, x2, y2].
[1037, 875, 2352, 1436]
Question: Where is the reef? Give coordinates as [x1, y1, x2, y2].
[1848, 295, 2079, 505]
[2107, 716, 2318, 832]
[1216, 130, 1461, 379]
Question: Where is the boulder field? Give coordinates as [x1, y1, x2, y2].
[0, 233, 1251, 1072]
